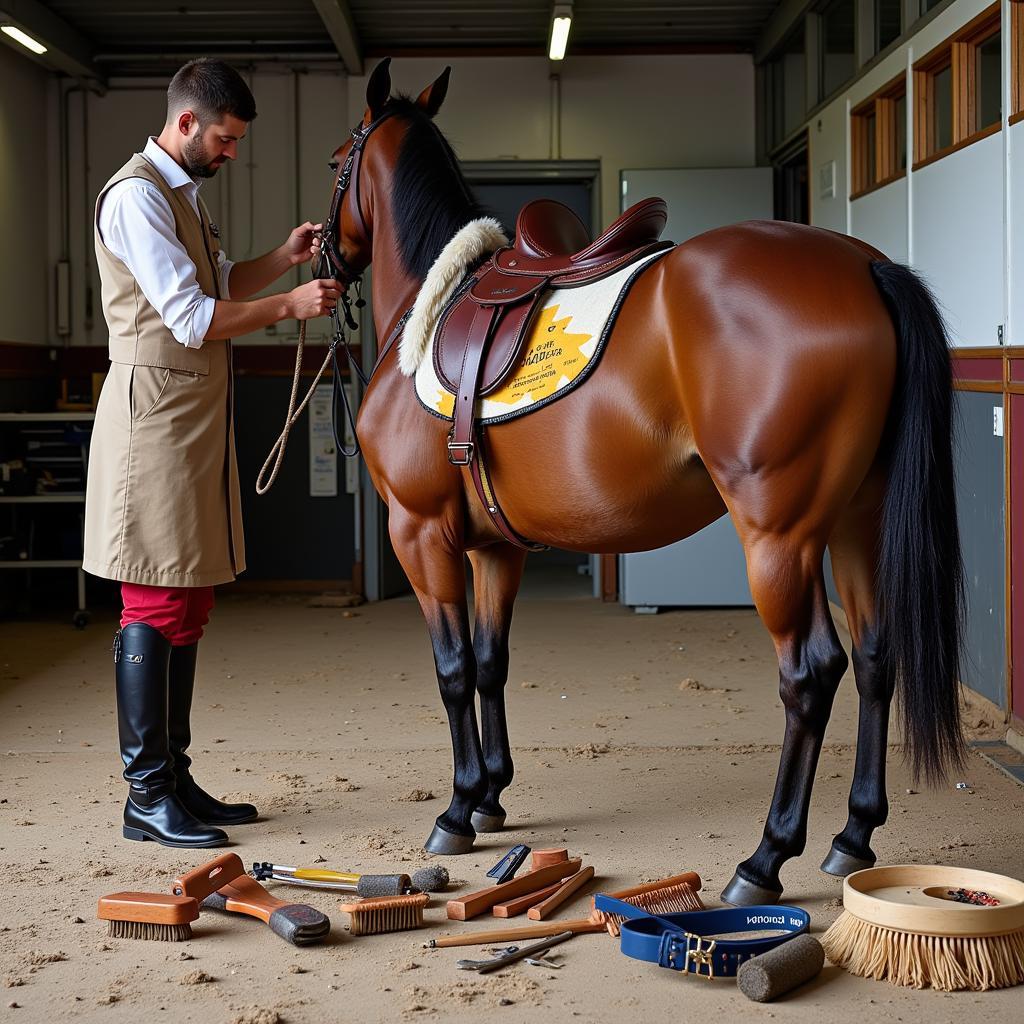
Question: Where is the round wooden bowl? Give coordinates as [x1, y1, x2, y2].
[842, 865, 1024, 938]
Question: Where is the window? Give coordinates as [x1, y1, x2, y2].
[913, 3, 1002, 167]
[875, 0, 902, 52]
[851, 74, 907, 198]
[821, 0, 857, 100]
[765, 23, 807, 149]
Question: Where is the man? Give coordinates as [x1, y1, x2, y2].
[84, 58, 338, 848]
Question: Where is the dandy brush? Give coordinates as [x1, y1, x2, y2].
[252, 862, 449, 897]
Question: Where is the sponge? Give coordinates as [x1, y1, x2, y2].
[736, 934, 825, 1002]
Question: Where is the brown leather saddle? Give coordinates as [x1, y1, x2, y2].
[436, 196, 670, 549]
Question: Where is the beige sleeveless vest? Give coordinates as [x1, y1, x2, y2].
[84, 152, 245, 587]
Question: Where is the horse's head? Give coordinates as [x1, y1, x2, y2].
[317, 57, 453, 288]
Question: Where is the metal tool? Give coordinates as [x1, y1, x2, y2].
[485, 844, 530, 885]
[455, 930, 574, 973]
[525, 956, 563, 969]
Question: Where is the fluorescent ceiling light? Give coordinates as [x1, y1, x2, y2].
[2, 25, 47, 55]
[549, 4, 572, 61]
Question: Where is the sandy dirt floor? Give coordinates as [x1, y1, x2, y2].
[1, 589, 1022, 1023]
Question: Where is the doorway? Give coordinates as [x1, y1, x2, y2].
[773, 132, 810, 224]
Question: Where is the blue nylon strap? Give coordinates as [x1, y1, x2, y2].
[596, 898, 810, 979]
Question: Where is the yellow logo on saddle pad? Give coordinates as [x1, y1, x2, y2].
[415, 248, 666, 424]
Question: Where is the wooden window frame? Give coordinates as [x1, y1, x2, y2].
[1012, 0, 1024, 126]
[913, 2, 1002, 169]
[851, 72, 907, 198]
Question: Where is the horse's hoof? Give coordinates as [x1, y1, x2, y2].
[424, 822, 475, 855]
[720, 872, 783, 907]
[820, 845, 875, 878]
[470, 810, 506, 833]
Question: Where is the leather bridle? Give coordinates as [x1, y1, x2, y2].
[307, 109, 412, 459]
[315, 111, 398, 299]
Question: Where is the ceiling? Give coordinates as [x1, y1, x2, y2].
[2, 1, 785, 80]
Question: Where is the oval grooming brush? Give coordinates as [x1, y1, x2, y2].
[97, 892, 199, 942]
[822, 864, 1024, 991]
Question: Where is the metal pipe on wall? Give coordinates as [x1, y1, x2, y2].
[549, 71, 562, 160]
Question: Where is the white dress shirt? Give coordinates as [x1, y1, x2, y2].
[98, 137, 233, 349]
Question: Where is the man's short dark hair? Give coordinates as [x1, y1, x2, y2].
[167, 59, 257, 125]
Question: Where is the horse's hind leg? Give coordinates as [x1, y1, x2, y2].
[467, 545, 528, 831]
[821, 472, 892, 875]
[388, 511, 488, 854]
[721, 531, 849, 905]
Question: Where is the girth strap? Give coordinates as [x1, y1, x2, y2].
[447, 302, 545, 552]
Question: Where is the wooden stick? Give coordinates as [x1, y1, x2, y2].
[528, 865, 595, 920]
[426, 917, 605, 948]
[491, 880, 563, 918]
[446, 858, 582, 921]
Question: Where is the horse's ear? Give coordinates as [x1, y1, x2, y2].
[365, 57, 392, 121]
[415, 67, 451, 118]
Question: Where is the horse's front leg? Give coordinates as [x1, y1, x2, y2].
[467, 545, 527, 832]
[389, 512, 487, 854]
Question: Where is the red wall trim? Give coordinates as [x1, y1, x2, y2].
[953, 357, 1003, 382]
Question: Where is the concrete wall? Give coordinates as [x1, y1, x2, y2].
[806, 0, 1011, 347]
[0, 45, 52, 344]
[47, 53, 754, 348]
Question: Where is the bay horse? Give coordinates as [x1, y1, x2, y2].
[321, 58, 964, 905]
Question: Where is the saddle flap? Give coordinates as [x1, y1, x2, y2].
[434, 288, 545, 398]
[469, 265, 548, 305]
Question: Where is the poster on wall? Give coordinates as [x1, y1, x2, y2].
[309, 384, 338, 497]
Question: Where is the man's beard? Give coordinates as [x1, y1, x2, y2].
[182, 132, 219, 178]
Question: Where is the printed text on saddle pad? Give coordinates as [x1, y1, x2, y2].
[415, 248, 668, 424]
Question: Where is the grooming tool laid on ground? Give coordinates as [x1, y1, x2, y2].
[528, 865, 595, 920]
[174, 853, 330, 946]
[822, 864, 1024, 991]
[597, 897, 810, 980]
[253, 863, 411, 895]
[486, 844, 531, 884]
[97, 892, 199, 942]
[252, 862, 449, 895]
[426, 918, 607, 947]
[591, 871, 704, 936]
[455, 931, 575, 973]
[737, 933, 825, 1001]
[492, 881, 564, 918]
[340, 892, 430, 935]
[447, 858, 583, 921]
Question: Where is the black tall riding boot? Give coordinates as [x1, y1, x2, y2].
[168, 642, 258, 826]
[115, 623, 228, 848]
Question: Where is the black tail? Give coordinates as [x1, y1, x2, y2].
[870, 260, 966, 784]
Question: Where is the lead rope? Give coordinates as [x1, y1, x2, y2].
[255, 318, 335, 495]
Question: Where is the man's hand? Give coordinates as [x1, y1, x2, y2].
[287, 278, 342, 320]
[283, 221, 323, 266]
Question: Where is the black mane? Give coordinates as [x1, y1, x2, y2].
[387, 96, 488, 281]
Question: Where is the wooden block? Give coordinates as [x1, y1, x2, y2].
[491, 880, 564, 918]
[531, 848, 570, 870]
[446, 858, 582, 921]
[528, 865, 595, 920]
